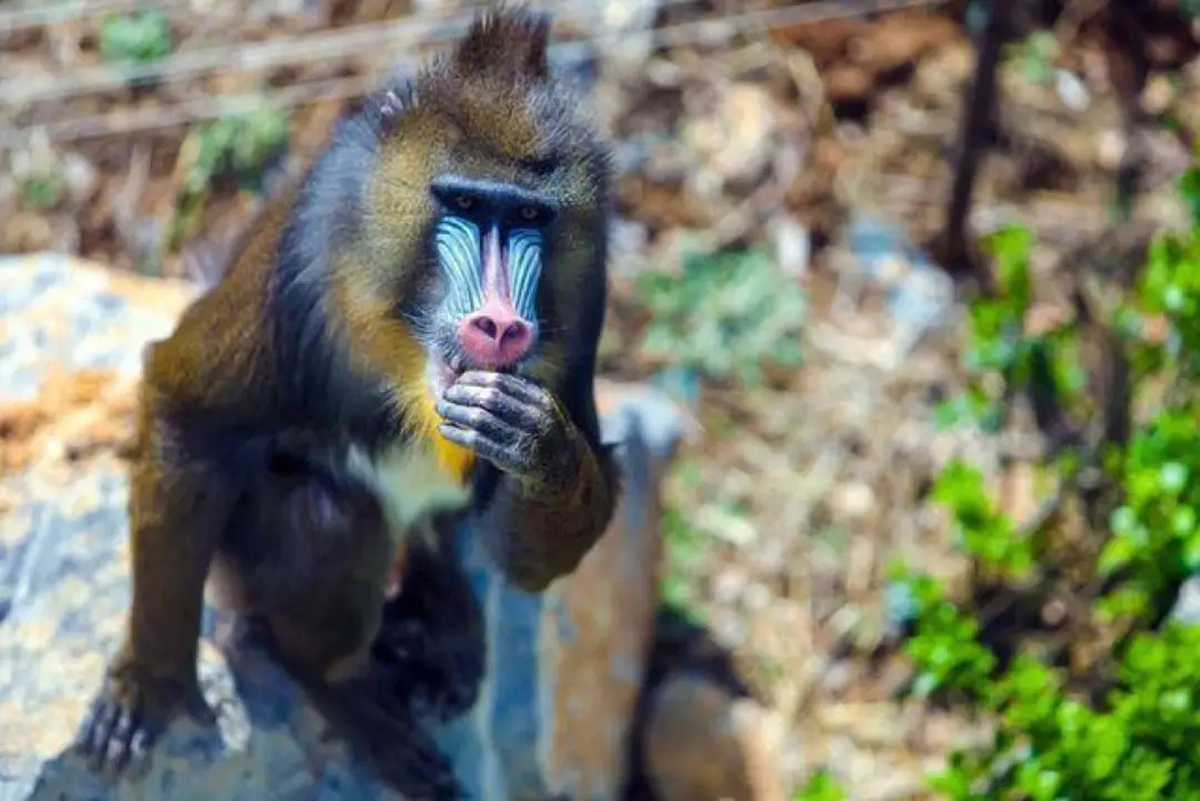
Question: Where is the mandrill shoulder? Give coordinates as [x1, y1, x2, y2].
[140, 183, 303, 430]
[141, 164, 379, 439]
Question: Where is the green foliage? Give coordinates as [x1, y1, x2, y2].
[904, 167, 1200, 799]
[1009, 31, 1060, 86]
[1179, 166, 1200, 226]
[901, 514, 1200, 799]
[1133, 223, 1200, 376]
[934, 384, 1000, 432]
[891, 568, 996, 699]
[659, 504, 709, 624]
[99, 10, 172, 65]
[928, 627, 1200, 800]
[169, 101, 289, 251]
[1099, 409, 1200, 621]
[184, 103, 290, 195]
[19, 172, 65, 212]
[939, 223, 1086, 434]
[1094, 215, 1200, 620]
[636, 244, 806, 388]
[933, 460, 1035, 578]
[793, 769, 848, 801]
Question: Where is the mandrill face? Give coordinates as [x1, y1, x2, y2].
[344, 22, 611, 425]
[420, 173, 556, 400]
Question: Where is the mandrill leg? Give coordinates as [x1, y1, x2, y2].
[217, 456, 393, 683]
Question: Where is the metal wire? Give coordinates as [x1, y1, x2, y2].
[0, 0, 190, 32]
[2, 8, 470, 106]
[0, 0, 622, 106]
[0, 0, 945, 150]
[3, 0, 941, 107]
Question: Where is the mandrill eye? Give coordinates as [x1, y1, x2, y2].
[453, 194, 474, 212]
[519, 205, 539, 222]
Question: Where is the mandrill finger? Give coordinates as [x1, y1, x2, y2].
[82, 700, 121, 771]
[441, 383, 542, 430]
[454, 371, 549, 409]
[106, 710, 138, 773]
[126, 727, 155, 777]
[435, 400, 520, 444]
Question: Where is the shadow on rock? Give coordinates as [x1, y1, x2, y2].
[21, 629, 437, 801]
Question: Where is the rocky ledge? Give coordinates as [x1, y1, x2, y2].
[0, 254, 784, 801]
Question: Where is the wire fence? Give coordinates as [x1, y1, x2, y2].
[0, 0, 946, 151]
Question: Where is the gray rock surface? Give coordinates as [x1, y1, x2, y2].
[0, 254, 682, 801]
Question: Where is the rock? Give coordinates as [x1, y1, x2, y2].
[488, 377, 682, 801]
[912, 40, 973, 105]
[684, 83, 778, 195]
[1141, 72, 1176, 117]
[61, 153, 100, 209]
[642, 674, 786, 801]
[767, 17, 865, 64]
[827, 214, 955, 370]
[1055, 70, 1091, 112]
[822, 64, 873, 106]
[848, 10, 964, 76]
[1096, 129, 1127, 172]
[768, 216, 809, 280]
[1170, 575, 1200, 626]
[828, 481, 877, 527]
[0, 254, 683, 800]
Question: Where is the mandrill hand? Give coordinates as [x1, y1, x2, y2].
[75, 657, 213, 777]
[436, 371, 583, 493]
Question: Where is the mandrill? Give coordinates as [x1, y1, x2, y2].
[76, 7, 618, 796]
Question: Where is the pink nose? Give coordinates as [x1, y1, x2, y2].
[458, 309, 534, 368]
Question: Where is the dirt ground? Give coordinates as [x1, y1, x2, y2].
[4, 1, 1200, 797]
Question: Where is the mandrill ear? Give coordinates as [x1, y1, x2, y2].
[453, 7, 551, 81]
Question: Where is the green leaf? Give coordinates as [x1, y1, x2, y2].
[792, 769, 847, 801]
[99, 10, 172, 65]
[1099, 536, 1137, 577]
[635, 244, 806, 387]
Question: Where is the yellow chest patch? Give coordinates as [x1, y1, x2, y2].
[404, 368, 476, 484]
[345, 344, 477, 538]
[334, 306, 477, 534]
[385, 321, 476, 484]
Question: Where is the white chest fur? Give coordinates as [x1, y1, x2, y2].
[344, 439, 472, 541]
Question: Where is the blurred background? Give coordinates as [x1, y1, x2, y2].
[4, 0, 1200, 799]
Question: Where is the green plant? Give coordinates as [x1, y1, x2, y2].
[793, 769, 848, 801]
[1178, 165, 1200, 226]
[659, 504, 709, 624]
[99, 10, 172, 65]
[184, 103, 290, 195]
[1099, 410, 1200, 622]
[1009, 31, 1059, 86]
[904, 162, 1200, 798]
[19, 172, 65, 212]
[932, 460, 1035, 579]
[636, 243, 806, 388]
[926, 626, 1200, 800]
[891, 567, 996, 699]
[1132, 218, 1200, 377]
[169, 101, 289, 251]
[1087, 208, 1200, 622]
[936, 224, 1086, 437]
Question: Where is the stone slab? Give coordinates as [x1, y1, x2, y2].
[0, 254, 681, 801]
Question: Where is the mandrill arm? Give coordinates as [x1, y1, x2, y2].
[437, 370, 617, 592]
